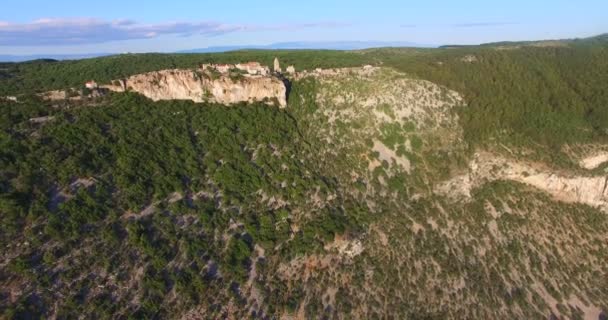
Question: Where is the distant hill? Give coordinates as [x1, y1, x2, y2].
[177, 41, 435, 53]
[0, 41, 434, 62]
[3, 35, 606, 62]
[440, 33, 608, 49]
[0, 53, 113, 62]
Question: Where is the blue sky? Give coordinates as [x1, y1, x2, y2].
[0, 0, 607, 54]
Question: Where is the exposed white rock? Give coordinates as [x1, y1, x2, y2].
[460, 55, 478, 63]
[85, 80, 98, 89]
[324, 237, 364, 259]
[40, 90, 68, 101]
[29, 116, 55, 124]
[103, 68, 287, 107]
[372, 140, 411, 173]
[437, 152, 608, 211]
[579, 152, 608, 170]
[69, 178, 96, 192]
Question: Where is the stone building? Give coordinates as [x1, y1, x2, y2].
[273, 57, 281, 73]
[215, 64, 232, 73]
[235, 62, 270, 75]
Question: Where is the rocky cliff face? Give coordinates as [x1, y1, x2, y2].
[437, 152, 608, 211]
[103, 69, 287, 107]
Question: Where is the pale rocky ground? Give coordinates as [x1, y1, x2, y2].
[39, 90, 70, 101]
[304, 66, 464, 188]
[436, 151, 608, 212]
[579, 152, 608, 170]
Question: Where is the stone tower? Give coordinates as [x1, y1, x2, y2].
[273, 57, 281, 73]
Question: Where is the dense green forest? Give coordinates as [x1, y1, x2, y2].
[0, 91, 370, 318]
[374, 40, 608, 153]
[1, 35, 608, 318]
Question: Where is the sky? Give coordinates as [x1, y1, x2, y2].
[0, 0, 607, 54]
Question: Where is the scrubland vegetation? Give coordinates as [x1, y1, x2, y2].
[1, 35, 607, 319]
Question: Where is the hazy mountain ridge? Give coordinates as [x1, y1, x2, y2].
[4, 33, 604, 63]
[440, 32, 608, 48]
[0, 41, 433, 63]
[0, 53, 113, 63]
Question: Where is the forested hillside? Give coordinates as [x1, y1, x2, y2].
[376, 37, 608, 152]
[1, 35, 608, 319]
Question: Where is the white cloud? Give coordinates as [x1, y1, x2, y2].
[0, 18, 346, 46]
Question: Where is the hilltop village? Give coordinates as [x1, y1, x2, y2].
[98, 58, 293, 107]
[199, 58, 296, 76]
[35, 58, 376, 108]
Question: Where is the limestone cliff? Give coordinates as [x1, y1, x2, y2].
[103, 69, 287, 107]
[437, 152, 608, 211]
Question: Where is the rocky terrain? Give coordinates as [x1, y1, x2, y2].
[1, 42, 608, 319]
[103, 68, 288, 107]
[35, 62, 289, 107]
[437, 152, 608, 212]
[299, 66, 465, 192]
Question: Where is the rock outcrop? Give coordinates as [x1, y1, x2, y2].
[437, 152, 608, 211]
[579, 152, 608, 170]
[103, 68, 287, 107]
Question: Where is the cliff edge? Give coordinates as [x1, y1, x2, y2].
[103, 68, 287, 107]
